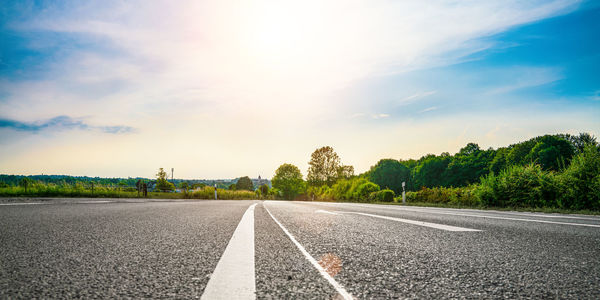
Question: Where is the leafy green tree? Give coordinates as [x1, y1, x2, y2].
[444, 143, 494, 187]
[413, 154, 451, 188]
[337, 165, 355, 179]
[192, 183, 206, 189]
[526, 135, 574, 171]
[259, 184, 269, 196]
[307, 146, 341, 187]
[236, 176, 254, 190]
[563, 132, 598, 154]
[506, 140, 537, 166]
[272, 163, 306, 200]
[490, 148, 508, 174]
[19, 177, 33, 192]
[229, 183, 237, 190]
[155, 168, 175, 192]
[179, 182, 189, 193]
[367, 159, 410, 194]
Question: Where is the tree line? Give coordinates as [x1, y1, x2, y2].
[270, 133, 599, 210]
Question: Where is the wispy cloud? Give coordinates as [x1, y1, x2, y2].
[372, 114, 390, 119]
[419, 106, 439, 113]
[0, 116, 135, 134]
[485, 67, 563, 95]
[398, 91, 437, 104]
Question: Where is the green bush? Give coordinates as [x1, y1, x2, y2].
[406, 186, 479, 206]
[353, 182, 380, 202]
[475, 164, 557, 208]
[376, 189, 395, 202]
[555, 145, 600, 210]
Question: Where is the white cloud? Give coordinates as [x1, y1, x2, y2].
[399, 91, 438, 104]
[419, 106, 439, 113]
[372, 114, 390, 119]
[0, 0, 586, 178]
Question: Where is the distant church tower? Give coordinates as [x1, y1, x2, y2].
[257, 175, 262, 187]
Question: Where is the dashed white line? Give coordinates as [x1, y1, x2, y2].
[201, 203, 257, 300]
[336, 211, 481, 232]
[0, 202, 44, 206]
[264, 203, 354, 300]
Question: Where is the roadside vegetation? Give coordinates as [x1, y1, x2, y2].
[1, 132, 598, 211]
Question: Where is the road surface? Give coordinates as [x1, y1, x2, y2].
[1, 198, 599, 298]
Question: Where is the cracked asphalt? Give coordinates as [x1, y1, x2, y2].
[1, 198, 599, 299]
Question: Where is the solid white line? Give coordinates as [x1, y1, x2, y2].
[339, 211, 481, 232]
[355, 204, 600, 221]
[264, 203, 354, 300]
[315, 209, 341, 215]
[201, 203, 257, 300]
[0, 202, 44, 206]
[346, 205, 600, 228]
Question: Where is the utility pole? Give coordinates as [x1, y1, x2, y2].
[214, 183, 218, 200]
[171, 168, 174, 183]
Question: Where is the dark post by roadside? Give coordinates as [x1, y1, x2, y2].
[136, 179, 142, 197]
[143, 182, 148, 197]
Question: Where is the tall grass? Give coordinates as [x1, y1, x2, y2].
[0, 183, 261, 200]
[188, 186, 257, 200]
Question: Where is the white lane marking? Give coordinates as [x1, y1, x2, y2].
[326, 204, 600, 228]
[76, 200, 114, 204]
[316, 209, 341, 215]
[201, 203, 257, 300]
[336, 211, 481, 232]
[349, 203, 600, 222]
[478, 210, 600, 221]
[0, 202, 44, 206]
[264, 204, 354, 300]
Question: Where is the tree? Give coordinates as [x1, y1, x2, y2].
[229, 183, 237, 190]
[272, 163, 306, 200]
[444, 143, 494, 187]
[155, 168, 175, 192]
[236, 176, 254, 190]
[259, 184, 269, 196]
[179, 182, 189, 193]
[367, 159, 409, 194]
[192, 183, 206, 189]
[412, 155, 451, 188]
[118, 180, 127, 191]
[563, 132, 598, 154]
[307, 146, 341, 186]
[19, 177, 33, 192]
[337, 165, 355, 179]
[526, 135, 574, 171]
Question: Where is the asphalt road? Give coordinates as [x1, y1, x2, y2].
[1, 198, 599, 299]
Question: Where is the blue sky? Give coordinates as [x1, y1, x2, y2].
[0, 0, 598, 178]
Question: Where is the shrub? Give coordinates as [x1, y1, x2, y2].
[353, 182, 380, 202]
[555, 145, 600, 210]
[376, 189, 395, 202]
[474, 164, 557, 208]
